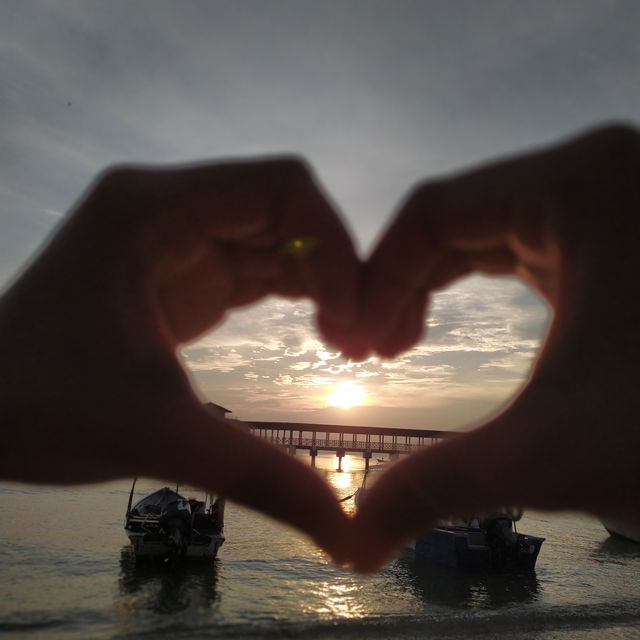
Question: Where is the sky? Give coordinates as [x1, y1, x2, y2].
[1, 0, 639, 429]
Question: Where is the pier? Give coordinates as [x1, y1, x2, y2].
[247, 422, 455, 470]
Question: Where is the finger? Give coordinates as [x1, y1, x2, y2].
[356, 199, 442, 358]
[359, 174, 516, 357]
[158, 244, 291, 341]
[140, 396, 352, 564]
[373, 288, 429, 358]
[262, 162, 362, 350]
[173, 157, 360, 338]
[359, 125, 637, 357]
[98, 158, 360, 348]
[157, 244, 234, 341]
[177, 157, 359, 318]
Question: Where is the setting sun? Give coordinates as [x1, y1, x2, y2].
[326, 381, 368, 409]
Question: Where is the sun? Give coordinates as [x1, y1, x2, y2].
[326, 381, 368, 409]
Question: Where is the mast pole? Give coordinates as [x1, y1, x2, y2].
[126, 477, 137, 516]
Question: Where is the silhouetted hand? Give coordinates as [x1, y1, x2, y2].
[351, 124, 640, 571]
[0, 157, 360, 563]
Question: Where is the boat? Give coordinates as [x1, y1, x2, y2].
[410, 515, 544, 570]
[601, 518, 640, 543]
[355, 465, 544, 570]
[124, 481, 225, 560]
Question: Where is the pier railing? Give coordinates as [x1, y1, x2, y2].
[255, 436, 424, 453]
[245, 421, 456, 466]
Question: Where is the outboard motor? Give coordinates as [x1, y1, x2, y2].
[481, 513, 519, 568]
[159, 499, 192, 557]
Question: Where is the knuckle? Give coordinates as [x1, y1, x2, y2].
[396, 179, 450, 237]
[404, 179, 447, 210]
[583, 123, 640, 207]
[91, 165, 155, 209]
[267, 155, 314, 185]
[242, 155, 310, 187]
[96, 164, 145, 190]
[578, 122, 640, 178]
[592, 122, 640, 151]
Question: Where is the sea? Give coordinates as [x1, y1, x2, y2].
[1, 452, 639, 640]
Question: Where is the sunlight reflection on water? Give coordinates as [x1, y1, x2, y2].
[2, 459, 640, 639]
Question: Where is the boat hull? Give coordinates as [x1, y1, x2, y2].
[411, 526, 544, 570]
[601, 519, 640, 544]
[127, 530, 225, 558]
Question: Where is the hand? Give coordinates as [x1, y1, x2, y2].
[351, 124, 640, 571]
[0, 157, 360, 562]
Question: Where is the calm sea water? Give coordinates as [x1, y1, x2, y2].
[1, 452, 639, 639]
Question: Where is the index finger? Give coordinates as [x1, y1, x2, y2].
[81, 157, 361, 351]
[358, 155, 544, 358]
[155, 158, 361, 349]
[358, 124, 639, 357]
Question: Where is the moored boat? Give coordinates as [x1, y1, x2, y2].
[124, 481, 225, 560]
[355, 465, 544, 570]
[601, 518, 640, 544]
[410, 515, 544, 570]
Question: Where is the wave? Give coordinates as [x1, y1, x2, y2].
[88, 600, 640, 639]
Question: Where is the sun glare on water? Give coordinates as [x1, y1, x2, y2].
[333, 456, 354, 476]
[326, 381, 368, 409]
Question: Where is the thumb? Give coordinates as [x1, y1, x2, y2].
[138, 398, 353, 565]
[349, 419, 521, 573]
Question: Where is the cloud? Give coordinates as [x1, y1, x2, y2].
[289, 362, 312, 371]
[182, 347, 252, 373]
[181, 273, 547, 428]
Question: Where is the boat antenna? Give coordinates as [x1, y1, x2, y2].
[126, 477, 137, 516]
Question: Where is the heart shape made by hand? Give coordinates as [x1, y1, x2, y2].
[1, 124, 639, 571]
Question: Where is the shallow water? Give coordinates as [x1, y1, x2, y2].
[1, 453, 639, 639]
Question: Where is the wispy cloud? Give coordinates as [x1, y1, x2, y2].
[182, 274, 549, 428]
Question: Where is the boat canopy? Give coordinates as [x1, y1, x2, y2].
[131, 487, 185, 515]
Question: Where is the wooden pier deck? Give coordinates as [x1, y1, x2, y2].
[247, 421, 456, 469]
